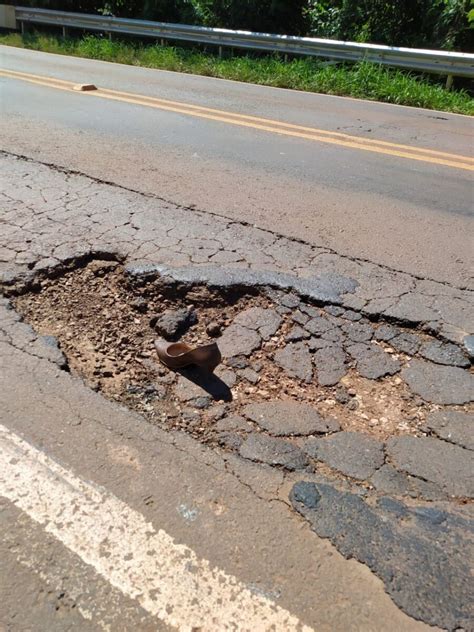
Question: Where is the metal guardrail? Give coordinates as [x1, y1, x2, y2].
[10, 5, 474, 79]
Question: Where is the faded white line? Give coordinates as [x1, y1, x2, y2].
[0, 423, 313, 631]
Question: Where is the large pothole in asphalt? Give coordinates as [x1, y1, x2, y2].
[8, 257, 474, 632]
[12, 259, 473, 495]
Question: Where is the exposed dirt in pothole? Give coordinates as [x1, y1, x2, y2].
[13, 258, 465, 451]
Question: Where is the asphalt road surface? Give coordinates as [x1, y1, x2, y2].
[1, 46, 473, 287]
[1, 45, 474, 632]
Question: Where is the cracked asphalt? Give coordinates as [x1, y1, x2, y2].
[1, 47, 473, 286]
[2, 153, 473, 346]
[1, 50, 473, 632]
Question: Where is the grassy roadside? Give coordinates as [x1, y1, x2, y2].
[1, 32, 473, 115]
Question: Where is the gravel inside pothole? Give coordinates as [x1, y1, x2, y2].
[12, 260, 473, 494]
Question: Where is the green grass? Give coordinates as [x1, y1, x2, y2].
[2, 32, 473, 115]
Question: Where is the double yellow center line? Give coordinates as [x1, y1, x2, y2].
[2, 67, 473, 171]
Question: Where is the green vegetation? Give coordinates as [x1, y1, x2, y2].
[2, 32, 473, 114]
[5, 0, 473, 50]
[305, 0, 473, 50]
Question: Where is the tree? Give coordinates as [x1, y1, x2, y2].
[186, 0, 309, 34]
[8, 0, 473, 50]
[307, 0, 473, 50]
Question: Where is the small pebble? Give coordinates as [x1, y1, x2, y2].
[227, 356, 249, 369]
[206, 321, 222, 337]
[335, 387, 350, 404]
[131, 298, 147, 313]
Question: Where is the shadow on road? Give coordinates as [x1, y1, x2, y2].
[178, 366, 233, 402]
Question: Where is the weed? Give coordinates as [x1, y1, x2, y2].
[1, 32, 472, 115]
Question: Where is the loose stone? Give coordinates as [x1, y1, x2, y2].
[219, 433, 244, 450]
[274, 341, 313, 382]
[214, 366, 237, 388]
[373, 324, 397, 342]
[389, 332, 421, 355]
[174, 375, 211, 402]
[347, 343, 401, 379]
[313, 346, 347, 386]
[131, 297, 147, 313]
[401, 359, 474, 405]
[321, 328, 345, 343]
[370, 464, 446, 501]
[304, 316, 335, 336]
[219, 323, 262, 357]
[242, 401, 340, 436]
[347, 399, 358, 411]
[307, 337, 335, 350]
[227, 355, 249, 369]
[216, 415, 253, 433]
[233, 307, 281, 340]
[181, 408, 201, 424]
[292, 310, 310, 325]
[324, 305, 345, 317]
[340, 321, 373, 343]
[278, 292, 300, 309]
[424, 410, 474, 450]
[40, 335, 68, 369]
[238, 368, 260, 384]
[386, 435, 474, 498]
[419, 341, 469, 368]
[207, 404, 227, 420]
[299, 303, 320, 318]
[335, 387, 351, 404]
[188, 395, 212, 410]
[342, 309, 362, 321]
[462, 334, 474, 360]
[189, 395, 212, 409]
[285, 325, 310, 342]
[239, 434, 310, 470]
[152, 307, 197, 339]
[304, 431, 385, 480]
[206, 321, 222, 337]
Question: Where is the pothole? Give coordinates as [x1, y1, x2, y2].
[11, 258, 473, 494]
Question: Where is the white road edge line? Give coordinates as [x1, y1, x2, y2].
[0, 423, 313, 632]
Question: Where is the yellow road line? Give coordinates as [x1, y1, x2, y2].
[99, 86, 474, 162]
[2, 68, 473, 171]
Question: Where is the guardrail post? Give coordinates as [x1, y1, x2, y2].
[160, 38, 165, 47]
[445, 74, 453, 90]
[62, 25, 68, 38]
[218, 45, 223, 58]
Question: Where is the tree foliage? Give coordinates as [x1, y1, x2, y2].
[8, 0, 474, 50]
[306, 0, 473, 50]
[185, 0, 308, 34]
